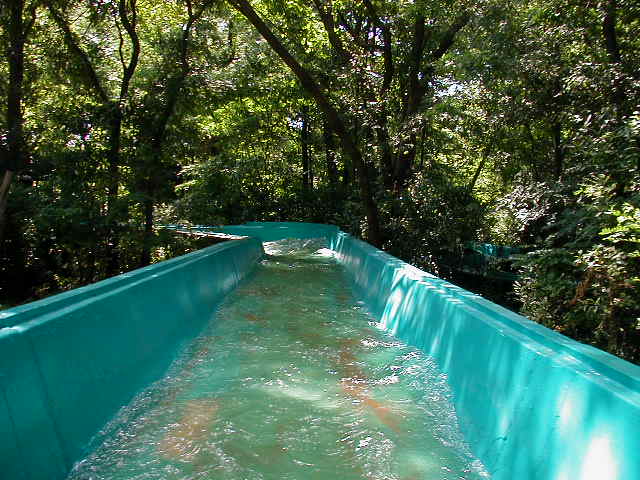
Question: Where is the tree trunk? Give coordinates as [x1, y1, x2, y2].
[342, 151, 351, 189]
[468, 146, 490, 193]
[393, 12, 470, 191]
[2, 0, 26, 245]
[374, 116, 394, 189]
[393, 133, 417, 191]
[140, 197, 154, 267]
[105, 0, 141, 275]
[323, 119, 339, 191]
[137, 0, 212, 268]
[603, 0, 622, 64]
[106, 107, 123, 214]
[301, 106, 311, 193]
[418, 125, 426, 169]
[0, 171, 15, 244]
[230, 0, 382, 246]
[552, 121, 563, 179]
[105, 107, 123, 275]
[602, 0, 626, 117]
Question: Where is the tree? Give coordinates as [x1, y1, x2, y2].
[467, 0, 640, 361]
[1, 0, 638, 365]
[229, 0, 383, 245]
[0, 0, 37, 244]
[135, 0, 215, 266]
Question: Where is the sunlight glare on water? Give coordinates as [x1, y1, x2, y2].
[67, 238, 490, 480]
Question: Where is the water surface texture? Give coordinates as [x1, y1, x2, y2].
[68, 239, 490, 480]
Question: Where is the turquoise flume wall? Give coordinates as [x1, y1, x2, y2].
[330, 231, 640, 480]
[211, 223, 640, 480]
[0, 238, 263, 480]
[2, 221, 639, 479]
[190, 221, 340, 242]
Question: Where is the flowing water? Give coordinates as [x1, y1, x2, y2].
[67, 239, 490, 480]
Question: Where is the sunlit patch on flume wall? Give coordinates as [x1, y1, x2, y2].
[554, 433, 619, 480]
[556, 386, 583, 434]
[580, 434, 618, 480]
[381, 288, 405, 335]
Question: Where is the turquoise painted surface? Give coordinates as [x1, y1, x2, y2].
[65, 240, 489, 479]
[3, 220, 640, 480]
[329, 231, 640, 480]
[0, 238, 263, 480]
[466, 242, 520, 258]
[189, 221, 340, 243]
[197, 223, 640, 480]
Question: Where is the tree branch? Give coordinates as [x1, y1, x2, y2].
[23, 1, 40, 37]
[151, 0, 214, 150]
[312, 0, 351, 65]
[46, 2, 110, 103]
[362, 0, 393, 93]
[429, 11, 470, 61]
[337, 12, 376, 52]
[115, 15, 127, 75]
[118, 0, 140, 102]
[228, 0, 382, 246]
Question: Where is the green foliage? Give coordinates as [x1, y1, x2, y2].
[601, 203, 640, 246]
[514, 114, 640, 362]
[2, 0, 639, 364]
[382, 167, 484, 275]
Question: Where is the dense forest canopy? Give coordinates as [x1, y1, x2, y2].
[1, 0, 639, 362]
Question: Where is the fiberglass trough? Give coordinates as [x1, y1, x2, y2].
[212, 222, 640, 480]
[0, 237, 263, 480]
[1, 221, 639, 479]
